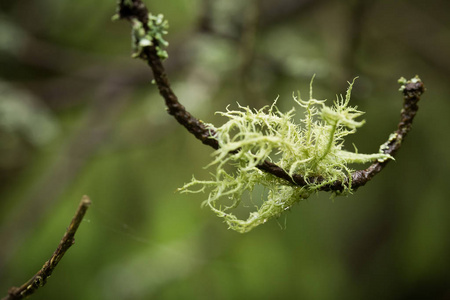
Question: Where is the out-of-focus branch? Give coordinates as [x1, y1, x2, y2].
[2, 196, 91, 300]
[0, 83, 130, 277]
[116, 0, 425, 192]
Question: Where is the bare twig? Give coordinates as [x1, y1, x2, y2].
[116, 0, 425, 192]
[0, 86, 129, 276]
[2, 196, 91, 300]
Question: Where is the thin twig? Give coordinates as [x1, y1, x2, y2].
[117, 0, 425, 192]
[2, 196, 92, 300]
[350, 79, 425, 189]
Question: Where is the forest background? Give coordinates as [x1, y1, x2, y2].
[1, 0, 449, 299]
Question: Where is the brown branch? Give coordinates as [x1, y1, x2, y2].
[2, 196, 92, 300]
[350, 78, 425, 189]
[116, 0, 425, 192]
[117, 0, 219, 150]
[144, 46, 220, 149]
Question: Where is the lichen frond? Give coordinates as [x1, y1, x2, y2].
[179, 79, 392, 233]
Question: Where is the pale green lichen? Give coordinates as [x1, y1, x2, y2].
[130, 13, 169, 60]
[179, 78, 392, 233]
[379, 132, 398, 153]
[398, 75, 421, 92]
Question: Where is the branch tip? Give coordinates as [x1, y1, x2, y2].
[2, 196, 92, 300]
[116, 0, 425, 209]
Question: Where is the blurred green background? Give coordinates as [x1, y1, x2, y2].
[1, 0, 450, 299]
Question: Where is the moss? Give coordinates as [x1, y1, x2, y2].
[179, 78, 392, 233]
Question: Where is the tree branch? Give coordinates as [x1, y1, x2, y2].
[116, 0, 425, 192]
[2, 196, 91, 300]
[350, 78, 425, 189]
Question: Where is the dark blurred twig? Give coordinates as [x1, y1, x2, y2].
[2, 196, 91, 300]
[341, 0, 374, 81]
[117, 0, 425, 192]
[238, 0, 262, 103]
[0, 81, 130, 279]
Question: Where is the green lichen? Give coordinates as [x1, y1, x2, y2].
[130, 13, 169, 60]
[179, 78, 392, 233]
[398, 75, 421, 92]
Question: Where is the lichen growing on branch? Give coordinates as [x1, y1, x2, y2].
[179, 78, 392, 233]
[114, 6, 169, 60]
[116, 1, 425, 234]
[131, 13, 169, 59]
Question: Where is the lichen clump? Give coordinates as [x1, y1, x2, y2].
[180, 79, 392, 233]
[130, 13, 169, 60]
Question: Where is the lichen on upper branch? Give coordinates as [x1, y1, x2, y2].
[179, 79, 392, 233]
[114, 3, 169, 60]
[115, 0, 425, 234]
[131, 13, 168, 59]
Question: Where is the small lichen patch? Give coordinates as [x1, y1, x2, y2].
[398, 75, 421, 92]
[179, 79, 392, 233]
[130, 13, 169, 59]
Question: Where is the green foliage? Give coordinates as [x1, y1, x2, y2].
[180, 79, 392, 233]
